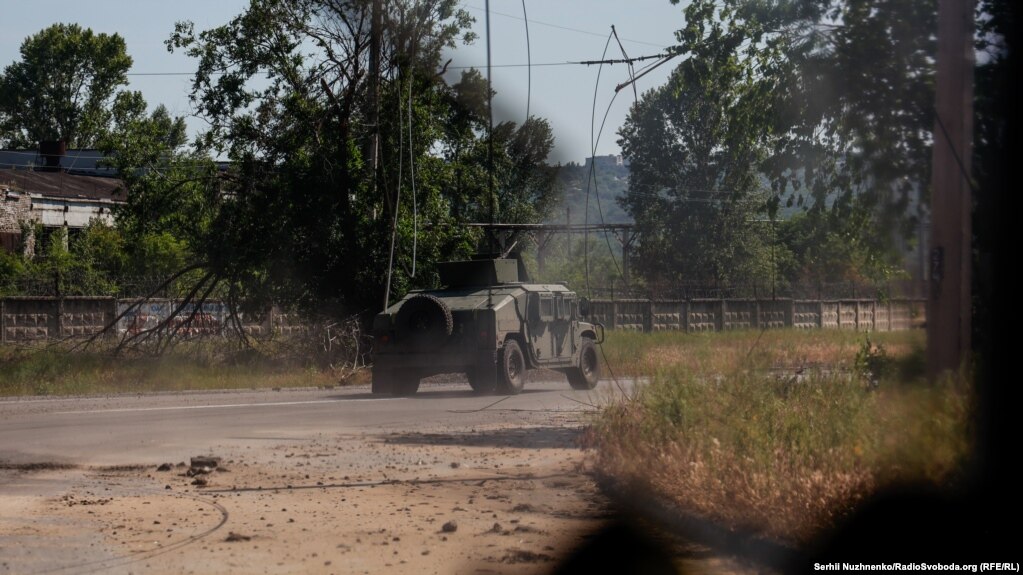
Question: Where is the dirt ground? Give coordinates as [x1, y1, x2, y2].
[0, 433, 748, 573]
[0, 386, 756, 575]
[1, 422, 605, 574]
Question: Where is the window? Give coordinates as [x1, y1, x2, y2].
[539, 294, 554, 321]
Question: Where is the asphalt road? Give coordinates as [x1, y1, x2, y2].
[0, 379, 640, 575]
[0, 379, 620, 469]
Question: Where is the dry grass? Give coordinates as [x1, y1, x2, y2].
[0, 340, 364, 397]
[587, 328, 972, 544]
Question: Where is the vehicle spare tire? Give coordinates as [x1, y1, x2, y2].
[395, 294, 453, 350]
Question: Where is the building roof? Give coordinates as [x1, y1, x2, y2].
[0, 168, 123, 202]
[0, 149, 117, 175]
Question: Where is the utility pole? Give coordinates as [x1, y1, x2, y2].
[927, 0, 974, 380]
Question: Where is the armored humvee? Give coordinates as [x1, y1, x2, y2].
[371, 257, 604, 396]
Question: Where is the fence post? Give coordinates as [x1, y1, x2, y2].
[682, 299, 690, 333]
[785, 299, 794, 328]
[818, 300, 825, 329]
[754, 299, 761, 329]
[1, 298, 5, 343]
[718, 300, 726, 331]
[855, 300, 862, 331]
[56, 296, 64, 340]
[645, 300, 653, 333]
[610, 300, 618, 330]
[106, 298, 117, 338]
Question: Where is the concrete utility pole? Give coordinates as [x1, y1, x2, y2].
[927, 0, 974, 380]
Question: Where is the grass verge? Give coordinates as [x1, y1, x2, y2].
[586, 328, 971, 544]
[0, 340, 366, 397]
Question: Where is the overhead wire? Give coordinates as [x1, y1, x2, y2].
[408, 77, 418, 277]
[383, 68, 404, 309]
[522, 0, 531, 124]
[462, 3, 670, 48]
[585, 29, 633, 296]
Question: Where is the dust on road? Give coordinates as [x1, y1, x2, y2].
[1, 415, 609, 574]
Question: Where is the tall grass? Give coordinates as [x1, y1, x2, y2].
[0, 342, 356, 397]
[587, 329, 971, 544]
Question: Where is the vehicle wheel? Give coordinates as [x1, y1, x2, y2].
[390, 369, 421, 397]
[395, 294, 453, 351]
[375, 367, 420, 396]
[371, 365, 392, 394]
[495, 340, 526, 395]
[566, 337, 600, 390]
[467, 368, 498, 395]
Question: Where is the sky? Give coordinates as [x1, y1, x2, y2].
[0, 1, 687, 164]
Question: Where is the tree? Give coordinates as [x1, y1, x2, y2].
[123, 0, 558, 333]
[618, 11, 777, 290]
[0, 23, 132, 148]
[671, 0, 935, 289]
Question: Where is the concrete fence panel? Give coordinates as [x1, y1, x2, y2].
[760, 299, 792, 329]
[687, 300, 720, 332]
[838, 301, 858, 330]
[650, 300, 684, 332]
[60, 297, 116, 338]
[614, 299, 648, 332]
[793, 300, 821, 330]
[2, 297, 59, 341]
[723, 300, 756, 330]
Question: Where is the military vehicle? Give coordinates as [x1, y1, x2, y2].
[371, 256, 604, 396]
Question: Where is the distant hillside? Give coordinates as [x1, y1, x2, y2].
[552, 159, 632, 224]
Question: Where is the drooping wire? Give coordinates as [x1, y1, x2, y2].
[584, 33, 613, 296]
[584, 30, 627, 297]
[486, 0, 495, 258]
[522, 0, 531, 124]
[383, 70, 404, 308]
[611, 25, 639, 105]
[408, 78, 418, 277]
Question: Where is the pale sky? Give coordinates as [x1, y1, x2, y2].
[0, 1, 687, 163]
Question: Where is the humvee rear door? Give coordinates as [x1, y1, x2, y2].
[527, 292, 555, 363]
[551, 293, 573, 360]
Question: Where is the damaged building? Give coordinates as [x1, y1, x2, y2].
[0, 142, 123, 255]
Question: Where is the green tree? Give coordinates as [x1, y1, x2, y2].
[665, 0, 936, 290]
[618, 12, 777, 289]
[0, 23, 133, 148]
[616, 0, 937, 291]
[140, 0, 560, 325]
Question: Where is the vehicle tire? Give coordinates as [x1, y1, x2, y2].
[389, 368, 421, 397]
[395, 294, 453, 351]
[566, 337, 600, 390]
[495, 339, 526, 395]
[467, 367, 498, 395]
[371, 365, 392, 394]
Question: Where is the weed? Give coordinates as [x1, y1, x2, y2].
[588, 329, 971, 544]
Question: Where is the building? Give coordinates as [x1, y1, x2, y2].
[0, 143, 123, 255]
[583, 154, 626, 169]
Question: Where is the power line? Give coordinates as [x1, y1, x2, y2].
[462, 3, 672, 49]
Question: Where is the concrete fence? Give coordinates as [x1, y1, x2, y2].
[587, 298, 925, 333]
[1, 297, 309, 343]
[2, 296, 925, 343]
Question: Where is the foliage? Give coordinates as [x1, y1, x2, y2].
[618, 16, 778, 287]
[617, 0, 941, 290]
[121, 0, 563, 331]
[777, 210, 907, 289]
[556, 160, 632, 225]
[0, 23, 133, 148]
